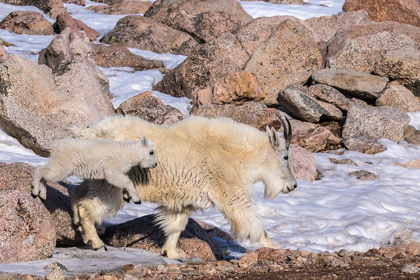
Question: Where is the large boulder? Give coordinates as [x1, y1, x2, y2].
[92, 44, 164, 71]
[194, 102, 283, 131]
[100, 15, 198, 55]
[290, 144, 318, 182]
[192, 71, 265, 112]
[0, 0, 67, 18]
[0, 190, 55, 263]
[342, 103, 410, 142]
[86, 1, 153, 15]
[116, 91, 187, 126]
[235, 15, 297, 56]
[307, 84, 351, 111]
[375, 81, 420, 112]
[0, 162, 80, 246]
[53, 14, 99, 41]
[0, 45, 9, 63]
[311, 69, 388, 100]
[102, 215, 227, 261]
[244, 18, 323, 105]
[144, 0, 252, 43]
[342, 0, 420, 28]
[0, 54, 114, 156]
[326, 21, 420, 95]
[39, 28, 113, 99]
[154, 33, 249, 99]
[304, 10, 369, 43]
[0, 11, 54, 36]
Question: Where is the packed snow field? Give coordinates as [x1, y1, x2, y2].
[0, 0, 420, 274]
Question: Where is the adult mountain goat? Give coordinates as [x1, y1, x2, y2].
[70, 115, 297, 258]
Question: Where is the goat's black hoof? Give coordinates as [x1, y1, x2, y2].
[133, 199, 142, 205]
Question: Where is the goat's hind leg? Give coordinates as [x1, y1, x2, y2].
[31, 166, 51, 200]
[78, 202, 107, 250]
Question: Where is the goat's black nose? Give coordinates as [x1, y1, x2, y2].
[294, 183, 297, 189]
[153, 163, 158, 168]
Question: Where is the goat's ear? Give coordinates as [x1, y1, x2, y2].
[141, 133, 147, 147]
[266, 126, 278, 148]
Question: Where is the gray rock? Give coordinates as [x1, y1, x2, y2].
[376, 81, 420, 112]
[277, 86, 328, 123]
[307, 84, 351, 111]
[341, 136, 386, 154]
[342, 103, 410, 142]
[312, 68, 388, 100]
[0, 54, 114, 156]
[0, 190, 56, 263]
[245, 18, 323, 105]
[154, 33, 249, 99]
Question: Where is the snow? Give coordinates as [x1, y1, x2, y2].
[0, 0, 420, 276]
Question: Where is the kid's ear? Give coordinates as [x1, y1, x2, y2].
[141, 133, 148, 147]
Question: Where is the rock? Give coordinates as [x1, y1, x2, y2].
[192, 71, 265, 112]
[0, 0, 67, 18]
[0, 38, 14, 47]
[0, 162, 81, 245]
[53, 14, 99, 41]
[326, 21, 420, 95]
[349, 170, 378, 180]
[0, 44, 9, 63]
[403, 125, 420, 145]
[317, 100, 344, 121]
[342, 0, 420, 28]
[401, 263, 420, 273]
[304, 10, 369, 43]
[0, 11, 54, 35]
[92, 44, 164, 71]
[144, 0, 252, 43]
[194, 102, 284, 131]
[0, 54, 114, 156]
[374, 46, 420, 97]
[375, 81, 420, 112]
[290, 144, 317, 182]
[0, 190, 56, 263]
[277, 85, 328, 123]
[245, 18, 323, 105]
[86, 1, 153, 15]
[312, 69, 388, 100]
[116, 91, 187, 126]
[39, 27, 112, 99]
[329, 158, 358, 166]
[307, 84, 351, 111]
[342, 103, 410, 142]
[154, 33, 249, 99]
[265, 0, 305, 3]
[396, 159, 420, 169]
[341, 136, 386, 154]
[255, 248, 289, 264]
[102, 215, 225, 261]
[63, 0, 84, 5]
[239, 251, 258, 268]
[235, 15, 297, 56]
[100, 15, 198, 55]
[292, 127, 333, 153]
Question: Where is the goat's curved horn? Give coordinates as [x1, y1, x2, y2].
[278, 116, 288, 142]
[285, 116, 292, 149]
[278, 115, 292, 149]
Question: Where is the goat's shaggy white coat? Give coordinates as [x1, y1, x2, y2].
[31, 136, 157, 204]
[70, 115, 297, 257]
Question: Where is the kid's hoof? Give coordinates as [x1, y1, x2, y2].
[133, 199, 142, 205]
[123, 196, 131, 203]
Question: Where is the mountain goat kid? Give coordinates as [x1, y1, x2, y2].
[31, 135, 157, 204]
[69, 115, 297, 257]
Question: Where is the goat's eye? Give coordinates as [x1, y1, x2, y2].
[284, 155, 288, 160]
[150, 151, 154, 155]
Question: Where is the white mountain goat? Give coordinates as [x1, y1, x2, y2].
[69, 115, 297, 257]
[31, 136, 157, 204]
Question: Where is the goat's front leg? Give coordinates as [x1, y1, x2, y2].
[105, 172, 141, 204]
[155, 208, 191, 259]
[78, 204, 106, 250]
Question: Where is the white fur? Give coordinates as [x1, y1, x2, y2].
[31, 136, 157, 205]
[69, 115, 297, 257]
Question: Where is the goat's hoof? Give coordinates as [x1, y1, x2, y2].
[133, 199, 142, 205]
[123, 196, 131, 203]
